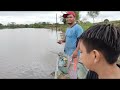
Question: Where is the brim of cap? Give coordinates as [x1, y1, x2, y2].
[63, 14, 69, 18]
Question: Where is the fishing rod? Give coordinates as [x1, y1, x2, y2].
[49, 51, 59, 55]
[56, 13, 58, 42]
[49, 50, 64, 57]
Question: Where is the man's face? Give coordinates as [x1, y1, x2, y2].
[66, 14, 75, 24]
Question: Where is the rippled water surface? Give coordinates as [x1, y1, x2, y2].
[0, 28, 64, 79]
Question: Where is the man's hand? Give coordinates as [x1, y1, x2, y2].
[57, 40, 63, 44]
[57, 40, 65, 44]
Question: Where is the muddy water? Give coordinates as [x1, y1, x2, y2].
[0, 28, 65, 79]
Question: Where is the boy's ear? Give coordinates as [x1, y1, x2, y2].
[92, 50, 100, 63]
[94, 59, 97, 63]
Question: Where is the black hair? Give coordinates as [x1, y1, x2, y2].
[79, 24, 120, 64]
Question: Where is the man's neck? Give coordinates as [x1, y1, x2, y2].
[68, 22, 76, 28]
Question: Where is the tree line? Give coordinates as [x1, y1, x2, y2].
[0, 22, 60, 29]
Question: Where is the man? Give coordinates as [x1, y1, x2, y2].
[57, 11, 85, 79]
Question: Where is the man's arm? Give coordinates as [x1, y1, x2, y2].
[76, 42, 80, 51]
[72, 25, 83, 58]
[72, 41, 80, 58]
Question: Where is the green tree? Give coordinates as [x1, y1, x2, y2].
[60, 11, 67, 24]
[42, 22, 46, 25]
[60, 15, 66, 24]
[25, 24, 29, 28]
[0, 23, 3, 28]
[0, 23, 3, 26]
[87, 11, 100, 23]
[74, 11, 80, 21]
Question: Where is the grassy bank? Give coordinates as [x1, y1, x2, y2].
[58, 20, 120, 33]
[56, 22, 93, 33]
[0, 20, 120, 32]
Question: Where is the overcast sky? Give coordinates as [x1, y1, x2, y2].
[0, 11, 120, 25]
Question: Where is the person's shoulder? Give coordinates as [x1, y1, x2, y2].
[75, 24, 83, 28]
[75, 23, 80, 27]
[86, 70, 98, 79]
[74, 24, 84, 32]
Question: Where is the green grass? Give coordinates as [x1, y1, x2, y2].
[79, 22, 93, 31]
[57, 22, 93, 32]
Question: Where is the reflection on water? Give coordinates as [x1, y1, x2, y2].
[0, 28, 65, 79]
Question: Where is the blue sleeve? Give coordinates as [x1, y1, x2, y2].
[75, 25, 84, 38]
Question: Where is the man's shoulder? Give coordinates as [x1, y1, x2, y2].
[75, 23, 80, 27]
[74, 24, 84, 32]
[75, 24, 83, 29]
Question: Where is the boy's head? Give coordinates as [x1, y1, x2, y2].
[78, 24, 120, 69]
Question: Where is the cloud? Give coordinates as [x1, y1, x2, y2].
[0, 11, 120, 25]
[0, 11, 63, 25]
[83, 11, 120, 22]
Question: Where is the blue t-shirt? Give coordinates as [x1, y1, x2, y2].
[64, 23, 83, 56]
